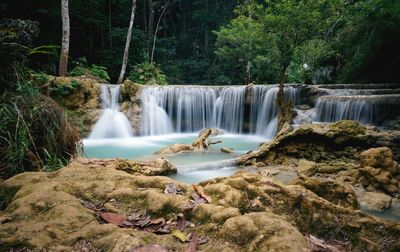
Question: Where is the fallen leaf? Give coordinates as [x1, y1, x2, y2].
[191, 193, 207, 205]
[135, 216, 151, 228]
[128, 211, 142, 221]
[176, 214, 186, 231]
[145, 218, 166, 233]
[129, 244, 167, 252]
[155, 224, 172, 234]
[197, 236, 209, 245]
[185, 233, 198, 252]
[100, 212, 127, 226]
[122, 220, 135, 227]
[149, 217, 165, 226]
[188, 233, 208, 245]
[192, 185, 211, 203]
[172, 229, 189, 243]
[164, 184, 183, 195]
[80, 199, 104, 212]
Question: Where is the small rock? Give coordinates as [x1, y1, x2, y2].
[220, 147, 234, 154]
[361, 147, 394, 169]
[360, 192, 392, 211]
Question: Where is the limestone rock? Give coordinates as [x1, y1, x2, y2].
[1, 161, 400, 251]
[360, 192, 392, 211]
[120, 79, 141, 101]
[292, 176, 359, 209]
[114, 158, 177, 175]
[221, 147, 234, 154]
[192, 204, 240, 224]
[237, 120, 367, 166]
[361, 147, 394, 169]
[219, 212, 309, 251]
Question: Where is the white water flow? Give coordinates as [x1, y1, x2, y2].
[311, 91, 400, 125]
[140, 85, 300, 137]
[89, 84, 133, 139]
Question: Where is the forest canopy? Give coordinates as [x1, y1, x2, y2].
[1, 0, 399, 85]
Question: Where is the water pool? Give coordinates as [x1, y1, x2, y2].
[83, 133, 267, 183]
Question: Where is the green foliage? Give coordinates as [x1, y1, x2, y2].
[50, 80, 82, 98]
[0, 85, 80, 178]
[69, 57, 111, 80]
[1, 0, 400, 84]
[89, 65, 110, 81]
[127, 63, 167, 85]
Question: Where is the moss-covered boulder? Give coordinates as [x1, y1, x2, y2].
[357, 147, 400, 195]
[237, 120, 367, 167]
[219, 212, 309, 251]
[47, 77, 101, 137]
[292, 176, 359, 209]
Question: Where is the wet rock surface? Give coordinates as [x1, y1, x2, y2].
[360, 192, 392, 211]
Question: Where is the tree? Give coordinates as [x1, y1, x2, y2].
[118, 0, 137, 84]
[150, 0, 168, 64]
[59, 0, 70, 77]
[214, 15, 265, 84]
[259, 0, 337, 131]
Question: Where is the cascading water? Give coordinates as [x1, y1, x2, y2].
[312, 96, 376, 124]
[252, 86, 300, 138]
[139, 85, 300, 137]
[89, 84, 133, 139]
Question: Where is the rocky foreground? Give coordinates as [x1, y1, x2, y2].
[1, 121, 400, 251]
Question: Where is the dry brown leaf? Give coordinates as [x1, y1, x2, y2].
[176, 214, 186, 231]
[164, 184, 183, 195]
[100, 212, 127, 226]
[192, 185, 211, 203]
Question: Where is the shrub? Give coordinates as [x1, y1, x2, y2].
[127, 63, 168, 85]
[49, 79, 82, 98]
[69, 57, 110, 81]
[0, 91, 81, 178]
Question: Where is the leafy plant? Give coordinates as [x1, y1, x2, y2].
[69, 57, 110, 81]
[89, 64, 110, 81]
[127, 63, 168, 85]
[50, 79, 82, 98]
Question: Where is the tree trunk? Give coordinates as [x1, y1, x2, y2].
[277, 64, 294, 133]
[59, 0, 70, 77]
[147, 0, 154, 60]
[109, 0, 112, 49]
[117, 0, 137, 84]
[150, 1, 168, 64]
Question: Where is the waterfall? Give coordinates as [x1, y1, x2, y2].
[89, 85, 133, 139]
[311, 92, 400, 125]
[139, 85, 300, 137]
[212, 86, 246, 133]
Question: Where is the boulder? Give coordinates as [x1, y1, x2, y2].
[359, 192, 392, 211]
[292, 176, 359, 209]
[114, 158, 177, 175]
[219, 212, 309, 251]
[358, 147, 400, 195]
[120, 79, 141, 101]
[237, 120, 367, 166]
[361, 147, 394, 170]
[221, 147, 234, 154]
